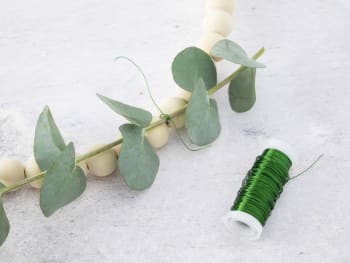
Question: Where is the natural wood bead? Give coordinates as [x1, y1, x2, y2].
[75, 153, 89, 176]
[203, 10, 233, 37]
[0, 159, 25, 187]
[197, 32, 224, 60]
[86, 145, 118, 177]
[206, 0, 234, 14]
[112, 139, 122, 157]
[175, 86, 191, 101]
[159, 97, 187, 128]
[145, 117, 170, 149]
[24, 157, 43, 189]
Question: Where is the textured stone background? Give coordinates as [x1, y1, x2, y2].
[0, 0, 349, 262]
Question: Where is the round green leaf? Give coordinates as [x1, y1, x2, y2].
[228, 68, 257, 112]
[0, 183, 10, 247]
[172, 47, 217, 92]
[97, 94, 152, 128]
[34, 106, 66, 171]
[185, 78, 221, 146]
[40, 143, 86, 217]
[118, 124, 159, 190]
[212, 39, 266, 68]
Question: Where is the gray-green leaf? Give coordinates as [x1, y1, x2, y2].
[40, 143, 86, 217]
[0, 183, 10, 247]
[34, 106, 66, 171]
[211, 39, 265, 68]
[185, 78, 221, 146]
[172, 47, 217, 92]
[118, 124, 159, 190]
[97, 94, 152, 128]
[228, 68, 257, 112]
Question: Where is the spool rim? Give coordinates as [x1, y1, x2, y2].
[223, 210, 263, 240]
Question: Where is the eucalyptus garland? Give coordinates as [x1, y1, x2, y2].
[0, 39, 265, 246]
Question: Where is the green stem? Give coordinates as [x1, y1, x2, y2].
[208, 47, 265, 95]
[0, 47, 265, 195]
[1, 172, 46, 195]
[75, 139, 123, 163]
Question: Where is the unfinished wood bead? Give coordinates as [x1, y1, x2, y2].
[145, 117, 170, 149]
[206, 0, 234, 14]
[203, 10, 233, 37]
[24, 157, 43, 189]
[197, 32, 224, 60]
[86, 145, 117, 177]
[159, 97, 187, 128]
[0, 159, 25, 187]
[112, 137, 122, 157]
[75, 153, 89, 176]
[175, 86, 191, 101]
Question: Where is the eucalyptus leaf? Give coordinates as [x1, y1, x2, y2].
[211, 39, 266, 68]
[185, 78, 221, 146]
[34, 106, 66, 171]
[40, 143, 86, 217]
[172, 47, 217, 92]
[0, 183, 10, 247]
[228, 67, 257, 112]
[97, 94, 152, 128]
[118, 124, 159, 190]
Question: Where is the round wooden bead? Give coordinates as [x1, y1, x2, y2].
[159, 97, 187, 128]
[145, 117, 170, 149]
[24, 157, 43, 189]
[112, 138, 122, 157]
[86, 146, 118, 177]
[75, 153, 89, 176]
[175, 86, 191, 101]
[206, 0, 234, 14]
[197, 32, 224, 60]
[0, 159, 25, 187]
[203, 10, 233, 37]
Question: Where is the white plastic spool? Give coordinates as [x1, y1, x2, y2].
[223, 139, 297, 240]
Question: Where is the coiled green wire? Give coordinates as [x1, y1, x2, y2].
[231, 148, 292, 226]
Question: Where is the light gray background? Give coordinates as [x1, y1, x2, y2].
[1, 0, 349, 262]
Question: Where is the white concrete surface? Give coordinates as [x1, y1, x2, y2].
[1, 0, 350, 262]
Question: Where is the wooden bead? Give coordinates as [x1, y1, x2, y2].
[24, 157, 43, 189]
[159, 97, 187, 128]
[175, 86, 191, 101]
[197, 32, 224, 60]
[75, 153, 89, 176]
[145, 117, 170, 149]
[0, 159, 25, 187]
[86, 145, 117, 177]
[206, 0, 234, 14]
[112, 138, 122, 157]
[203, 10, 233, 37]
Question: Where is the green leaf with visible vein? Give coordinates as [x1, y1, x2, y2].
[0, 183, 10, 247]
[40, 143, 86, 217]
[185, 78, 221, 146]
[228, 67, 257, 112]
[97, 94, 152, 128]
[118, 124, 159, 190]
[34, 106, 66, 171]
[212, 39, 265, 68]
[172, 47, 217, 92]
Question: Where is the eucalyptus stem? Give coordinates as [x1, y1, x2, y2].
[1, 172, 46, 195]
[208, 47, 265, 95]
[75, 139, 123, 163]
[0, 47, 265, 195]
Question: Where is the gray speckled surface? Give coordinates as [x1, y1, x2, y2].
[0, 0, 350, 262]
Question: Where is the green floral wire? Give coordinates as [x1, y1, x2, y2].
[114, 56, 208, 151]
[231, 149, 323, 226]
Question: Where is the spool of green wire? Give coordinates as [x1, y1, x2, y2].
[224, 147, 293, 240]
